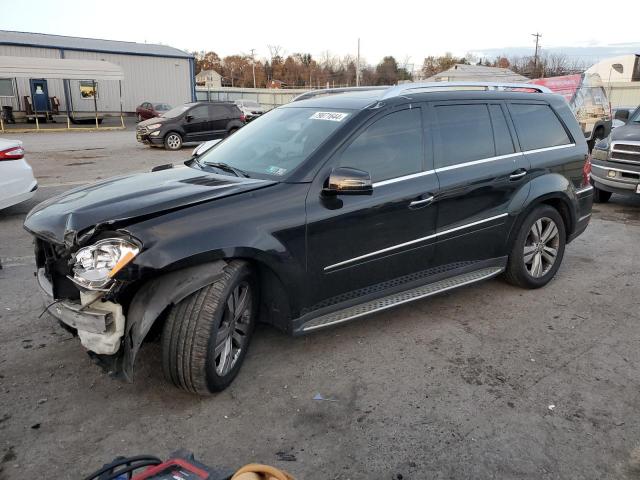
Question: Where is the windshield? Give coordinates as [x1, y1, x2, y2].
[630, 107, 640, 123]
[199, 107, 352, 178]
[154, 103, 171, 111]
[161, 104, 191, 118]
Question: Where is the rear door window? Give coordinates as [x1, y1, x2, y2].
[189, 105, 209, 120]
[508, 103, 571, 151]
[209, 104, 227, 120]
[337, 107, 423, 183]
[489, 105, 515, 156]
[433, 104, 494, 168]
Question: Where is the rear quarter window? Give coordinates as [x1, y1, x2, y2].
[228, 105, 242, 117]
[508, 103, 572, 151]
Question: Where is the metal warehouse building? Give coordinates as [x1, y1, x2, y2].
[0, 30, 195, 117]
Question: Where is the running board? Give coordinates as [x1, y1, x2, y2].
[301, 267, 504, 332]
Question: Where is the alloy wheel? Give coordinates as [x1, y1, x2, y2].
[523, 217, 560, 278]
[166, 134, 181, 149]
[214, 281, 252, 376]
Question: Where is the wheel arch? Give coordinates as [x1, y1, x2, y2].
[507, 176, 578, 251]
[226, 120, 244, 132]
[119, 249, 296, 382]
[120, 260, 228, 382]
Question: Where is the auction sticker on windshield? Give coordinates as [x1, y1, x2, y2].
[310, 112, 349, 122]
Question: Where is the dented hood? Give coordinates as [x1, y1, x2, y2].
[24, 164, 276, 244]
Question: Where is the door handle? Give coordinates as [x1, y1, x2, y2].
[409, 195, 434, 208]
[509, 169, 527, 180]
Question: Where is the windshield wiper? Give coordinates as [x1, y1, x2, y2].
[206, 162, 251, 178]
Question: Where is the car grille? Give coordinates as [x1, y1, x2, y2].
[610, 142, 640, 165]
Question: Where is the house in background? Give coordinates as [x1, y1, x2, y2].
[195, 69, 222, 88]
[426, 63, 529, 83]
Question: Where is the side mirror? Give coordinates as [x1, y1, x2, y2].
[322, 167, 373, 196]
[614, 109, 629, 123]
[185, 114, 194, 122]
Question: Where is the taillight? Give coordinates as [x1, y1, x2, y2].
[240, 113, 246, 122]
[582, 154, 592, 187]
[0, 146, 24, 160]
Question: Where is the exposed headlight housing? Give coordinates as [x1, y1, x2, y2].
[72, 238, 140, 290]
[146, 123, 162, 130]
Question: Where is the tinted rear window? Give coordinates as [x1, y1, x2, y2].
[508, 103, 571, 151]
[434, 104, 494, 168]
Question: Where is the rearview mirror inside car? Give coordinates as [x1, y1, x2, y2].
[323, 167, 373, 196]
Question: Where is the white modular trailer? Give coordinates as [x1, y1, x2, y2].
[0, 30, 195, 114]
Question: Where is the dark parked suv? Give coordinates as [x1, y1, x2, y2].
[136, 101, 245, 150]
[25, 82, 593, 395]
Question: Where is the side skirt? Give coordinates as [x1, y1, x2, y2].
[295, 263, 505, 334]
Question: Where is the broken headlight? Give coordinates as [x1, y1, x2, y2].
[72, 238, 140, 290]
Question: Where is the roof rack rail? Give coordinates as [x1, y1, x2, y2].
[292, 86, 389, 102]
[381, 81, 552, 99]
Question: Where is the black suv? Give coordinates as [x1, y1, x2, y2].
[25, 83, 593, 395]
[136, 101, 245, 150]
[590, 105, 640, 202]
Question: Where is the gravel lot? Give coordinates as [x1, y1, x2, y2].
[1, 129, 639, 479]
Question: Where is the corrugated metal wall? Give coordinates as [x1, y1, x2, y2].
[0, 45, 193, 113]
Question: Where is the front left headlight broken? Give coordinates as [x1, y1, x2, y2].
[72, 238, 140, 290]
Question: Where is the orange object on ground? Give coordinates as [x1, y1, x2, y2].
[231, 463, 294, 480]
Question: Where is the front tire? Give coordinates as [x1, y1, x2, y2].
[161, 261, 257, 394]
[593, 187, 612, 203]
[504, 205, 566, 289]
[164, 132, 182, 150]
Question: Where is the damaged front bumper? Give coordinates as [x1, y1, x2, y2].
[37, 268, 126, 355]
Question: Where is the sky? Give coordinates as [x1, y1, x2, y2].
[1, 0, 639, 69]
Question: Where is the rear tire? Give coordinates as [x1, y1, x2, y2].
[504, 205, 566, 289]
[593, 187, 612, 204]
[161, 261, 257, 394]
[164, 132, 182, 150]
[227, 127, 239, 136]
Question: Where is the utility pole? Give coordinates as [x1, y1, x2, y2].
[532, 32, 542, 76]
[250, 48, 256, 88]
[356, 38, 361, 87]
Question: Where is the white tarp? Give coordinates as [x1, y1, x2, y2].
[0, 56, 124, 81]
